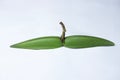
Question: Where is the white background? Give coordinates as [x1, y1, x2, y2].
[0, 0, 120, 80]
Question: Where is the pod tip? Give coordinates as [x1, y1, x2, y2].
[10, 44, 16, 48]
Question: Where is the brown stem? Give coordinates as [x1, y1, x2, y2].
[59, 21, 66, 43]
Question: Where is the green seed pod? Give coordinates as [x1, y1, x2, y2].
[10, 22, 115, 50]
[64, 35, 114, 48]
[10, 36, 63, 50]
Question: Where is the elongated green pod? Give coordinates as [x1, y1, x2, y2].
[10, 22, 115, 50]
[64, 35, 114, 48]
[10, 36, 63, 50]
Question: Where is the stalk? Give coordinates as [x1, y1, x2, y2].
[59, 22, 66, 43]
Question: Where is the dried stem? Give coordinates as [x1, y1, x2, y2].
[59, 21, 66, 43]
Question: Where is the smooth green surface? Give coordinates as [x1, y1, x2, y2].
[10, 35, 115, 50]
[10, 36, 63, 50]
[64, 35, 114, 48]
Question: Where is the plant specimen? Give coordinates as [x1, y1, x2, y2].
[10, 22, 114, 50]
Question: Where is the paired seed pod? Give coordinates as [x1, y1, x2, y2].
[10, 22, 115, 50]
